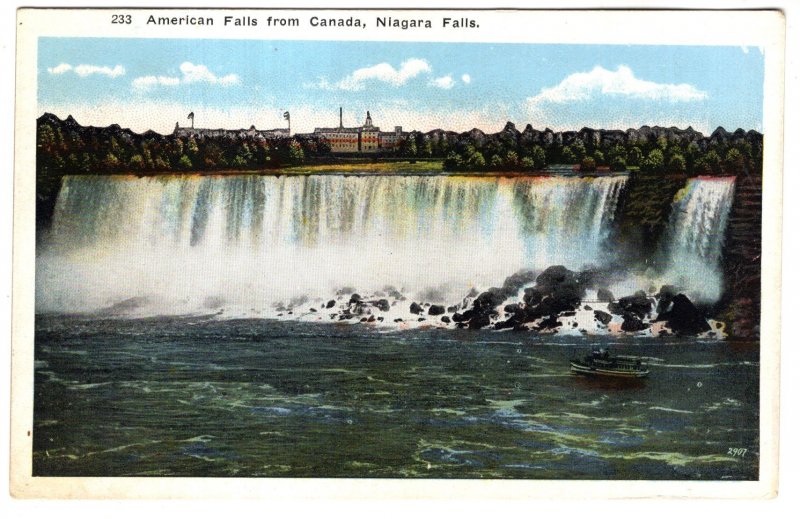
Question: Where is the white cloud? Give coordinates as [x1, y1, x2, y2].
[179, 62, 240, 86]
[306, 58, 432, 91]
[461, 74, 471, 84]
[431, 75, 455, 89]
[132, 76, 181, 90]
[527, 65, 708, 109]
[47, 63, 125, 78]
[47, 63, 73, 75]
[132, 62, 240, 91]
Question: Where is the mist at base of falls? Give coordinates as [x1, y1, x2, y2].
[35, 173, 735, 316]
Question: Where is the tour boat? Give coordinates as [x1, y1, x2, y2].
[570, 349, 650, 378]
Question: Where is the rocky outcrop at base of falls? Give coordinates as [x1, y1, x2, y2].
[262, 267, 721, 338]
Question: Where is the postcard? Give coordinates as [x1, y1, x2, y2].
[10, 7, 784, 499]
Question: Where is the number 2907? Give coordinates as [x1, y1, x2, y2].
[727, 447, 748, 457]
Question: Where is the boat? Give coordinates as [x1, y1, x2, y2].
[570, 349, 649, 378]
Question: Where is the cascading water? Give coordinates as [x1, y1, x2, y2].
[36, 174, 627, 315]
[660, 176, 736, 302]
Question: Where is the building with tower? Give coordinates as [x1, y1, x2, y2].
[309, 108, 405, 154]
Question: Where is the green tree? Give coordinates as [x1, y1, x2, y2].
[102, 152, 121, 171]
[570, 141, 586, 161]
[593, 150, 605, 166]
[444, 151, 464, 170]
[627, 146, 643, 167]
[610, 156, 627, 172]
[529, 145, 547, 169]
[579, 156, 597, 172]
[724, 148, 746, 174]
[178, 154, 193, 170]
[289, 141, 305, 163]
[640, 149, 665, 174]
[667, 153, 686, 173]
[561, 147, 577, 164]
[129, 154, 145, 170]
[698, 150, 722, 175]
[467, 151, 486, 169]
[504, 150, 519, 168]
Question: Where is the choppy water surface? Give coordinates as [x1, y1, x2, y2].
[33, 316, 758, 479]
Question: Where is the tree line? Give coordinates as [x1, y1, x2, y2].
[37, 114, 762, 177]
[392, 125, 762, 176]
[36, 115, 330, 177]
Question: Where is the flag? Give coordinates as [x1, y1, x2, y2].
[187, 112, 194, 120]
[283, 111, 290, 120]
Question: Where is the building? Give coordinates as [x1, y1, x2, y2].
[173, 123, 290, 140]
[310, 108, 404, 154]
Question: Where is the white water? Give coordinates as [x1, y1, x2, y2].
[604, 176, 736, 304]
[37, 174, 627, 314]
[660, 177, 736, 302]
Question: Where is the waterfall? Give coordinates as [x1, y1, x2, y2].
[37, 174, 627, 315]
[661, 176, 736, 302]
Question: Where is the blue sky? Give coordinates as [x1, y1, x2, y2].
[38, 38, 765, 135]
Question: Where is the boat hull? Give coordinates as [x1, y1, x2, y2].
[570, 361, 649, 379]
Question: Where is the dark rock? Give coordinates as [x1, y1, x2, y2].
[500, 269, 537, 297]
[360, 317, 368, 322]
[309, 308, 317, 312]
[373, 299, 390, 312]
[410, 302, 423, 314]
[473, 289, 507, 311]
[349, 293, 362, 304]
[655, 285, 677, 314]
[447, 305, 459, 313]
[561, 311, 576, 317]
[428, 304, 446, 316]
[537, 315, 562, 330]
[394, 318, 404, 323]
[367, 315, 376, 322]
[597, 288, 615, 302]
[326, 299, 336, 309]
[621, 312, 649, 332]
[534, 266, 584, 312]
[523, 287, 543, 306]
[452, 312, 468, 323]
[504, 303, 523, 315]
[468, 314, 491, 329]
[609, 290, 652, 319]
[418, 317, 426, 322]
[441, 316, 451, 324]
[583, 305, 592, 311]
[656, 293, 711, 335]
[494, 318, 517, 330]
[593, 310, 613, 325]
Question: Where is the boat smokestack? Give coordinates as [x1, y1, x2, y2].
[339, 107, 343, 128]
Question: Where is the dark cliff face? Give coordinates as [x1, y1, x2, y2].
[719, 168, 762, 337]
